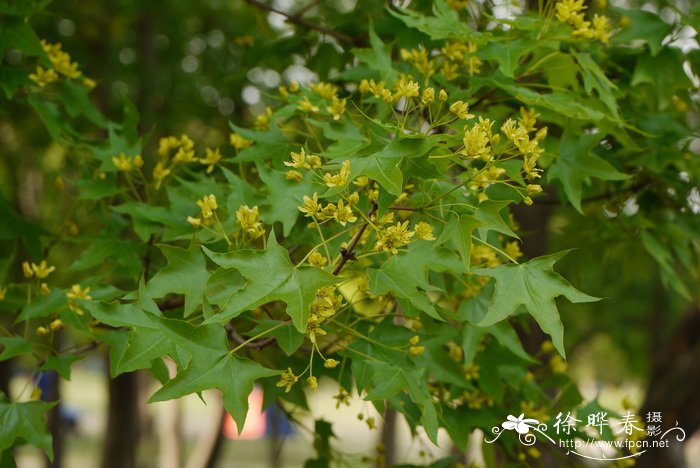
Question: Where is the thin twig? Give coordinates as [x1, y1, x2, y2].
[332, 200, 378, 276]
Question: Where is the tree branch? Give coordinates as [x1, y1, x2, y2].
[244, 0, 357, 45]
[332, 200, 378, 276]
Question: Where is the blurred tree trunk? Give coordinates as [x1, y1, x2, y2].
[45, 372, 63, 468]
[637, 304, 700, 468]
[378, 408, 397, 467]
[101, 372, 139, 468]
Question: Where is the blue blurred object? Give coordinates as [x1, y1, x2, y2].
[265, 404, 294, 437]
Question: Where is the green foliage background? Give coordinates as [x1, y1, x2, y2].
[1, 0, 699, 466]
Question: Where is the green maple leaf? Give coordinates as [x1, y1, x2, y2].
[0, 336, 32, 361]
[203, 232, 337, 331]
[147, 316, 277, 432]
[255, 164, 315, 236]
[365, 362, 438, 444]
[146, 244, 210, 316]
[436, 214, 484, 271]
[548, 130, 629, 213]
[0, 393, 55, 459]
[473, 251, 599, 358]
[368, 242, 464, 320]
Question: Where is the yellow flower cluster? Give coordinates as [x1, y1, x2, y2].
[112, 153, 144, 172]
[310, 82, 338, 100]
[306, 286, 344, 343]
[283, 147, 322, 182]
[298, 193, 357, 226]
[459, 117, 499, 162]
[323, 160, 350, 188]
[154, 134, 197, 188]
[67, 284, 92, 315]
[29, 40, 89, 87]
[358, 79, 386, 98]
[41, 40, 81, 78]
[441, 40, 482, 77]
[235, 205, 265, 239]
[278, 79, 300, 97]
[501, 109, 546, 180]
[555, 0, 611, 43]
[374, 221, 414, 254]
[187, 194, 218, 227]
[22, 260, 56, 279]
[400, 48, 435, 78]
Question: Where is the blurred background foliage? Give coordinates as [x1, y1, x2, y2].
[1, 0, 700, 467]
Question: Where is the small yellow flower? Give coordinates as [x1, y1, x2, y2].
[324, 358, 340, 369]
[285, 148, 311, 169]
[83, 77, 96, 89]
[153, 162, 171, 189]
[307, 154, 322, 169]
[22, 261, 34, 278]
[40, 283, 50, 295]
[29, 66, 59, 87]
[381, 89, 394, 103]
[526, 184, 543, 195]
[236, 205, 265, 239]
[289, 80, 300, 93]
[323, 160, 350, 188]
[299, 193, 321, 218]
[353, 176, 369, 187]
[286, 170, 303, 181]
[346, 192, 360, 205]
[307, 376, 318, 391]
[255, 107, 273, 130]
[172, 135, 196, 164]
[439, 89, 448, 102]
[298, 96, 319, 113]
[67, 284, 92, 301]
[414, 222, 436, 241]
[374, 221, 415, 254]
[394, 76, 420, 99]
[504, 241, 523, 261]
[187, 216, 202, 227]
[450, 101, 474, 120]
[36, 326, 49, 336]
[112, 153, 134, 172]
[31, 260, 56, 279]
[421, 87, 435, 105]
[366, 417, 376, 430]
[49, 319, 63, 331]
[308, 251, 328, 268]
[549, 355, 567, 374]
[464, 363, 480, 380]
[199, 147, 222, 174]
[326, 96, 347, 121]
[276, 368, 299, 393]
[197, 194, 218, 220]
[409, 335, 421, 345]
[409, 346, 425, 357]
[230, 133, 253, 150]
[447, 341, 463, 362]
[333, 199, 357, 226]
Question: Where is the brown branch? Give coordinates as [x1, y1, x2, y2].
[244, 0, 357, 44]
[225, 323, 276, 350]
[332, 200, 378, 276]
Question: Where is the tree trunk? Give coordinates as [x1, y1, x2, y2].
[101, 372, 140, 468]
[636, 303, 700, 468]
